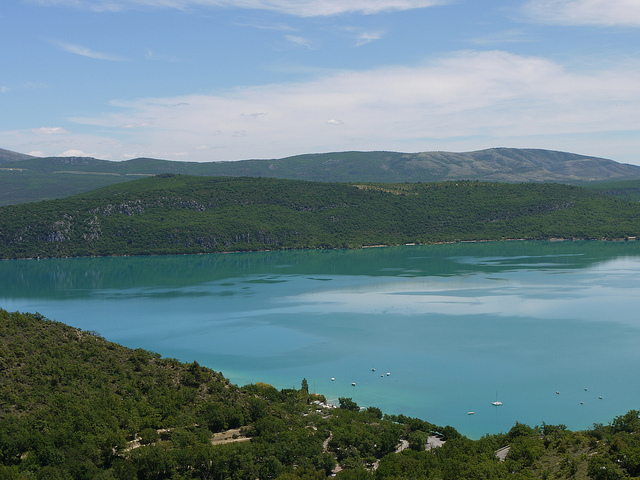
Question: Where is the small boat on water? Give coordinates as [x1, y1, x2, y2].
[491, 401, 502, 406]
[468, 411, 475, 415]
[351, 382, 356, 386]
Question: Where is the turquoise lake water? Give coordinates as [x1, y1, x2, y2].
[2, 241, 640, 439]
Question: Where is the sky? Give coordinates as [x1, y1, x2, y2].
[1, 0, 640, 164]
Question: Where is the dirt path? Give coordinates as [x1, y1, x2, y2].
[125, 426, 250, 452]
[495, 446, 510, 461]
[322, 433, 332, 453]
[372, 439, 410, 470]
[396, 439, 409, 453]
[211, 428, 251, 445]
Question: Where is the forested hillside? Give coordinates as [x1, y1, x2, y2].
[585, 179, 640, 202]
[0, 175, 639, 259]
[1, 309, 639, 479]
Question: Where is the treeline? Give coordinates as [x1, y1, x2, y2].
[1, 309, 640, 479]
[1, 175, 640, 259]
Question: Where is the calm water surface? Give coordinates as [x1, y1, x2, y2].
[2, 241, 640, 439]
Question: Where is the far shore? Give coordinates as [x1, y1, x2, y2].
[3, 236, 639, 262]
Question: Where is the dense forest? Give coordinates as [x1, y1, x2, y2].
[586, 179, 640, 202]
[0, 308, 639, 480]
[1, 175, 640, 259]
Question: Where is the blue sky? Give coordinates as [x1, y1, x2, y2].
[2, 0, 640, 164]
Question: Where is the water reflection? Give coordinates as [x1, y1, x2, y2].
[2, 241, 640, 438]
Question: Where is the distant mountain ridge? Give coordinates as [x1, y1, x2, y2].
[1, 147, 640, 205]
[0, 148, 35, 163]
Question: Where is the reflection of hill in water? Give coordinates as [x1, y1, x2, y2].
[3, 239, 640, 439]
[2, 240, 640, 299]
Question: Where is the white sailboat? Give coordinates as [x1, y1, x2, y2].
[491, 392, 502, 406]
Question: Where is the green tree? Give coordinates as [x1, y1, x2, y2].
[588, 455, 625, 480]
[338, 397, 360, 412]
[365, 406, 382, 419]
[408, 430, 429, 451]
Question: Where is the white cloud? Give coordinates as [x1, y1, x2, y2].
[32, 127, 70, 134]
[0, 127, 126, 160]
[4, 50, 640, 163]
[61, 149, 93, 156]
[355, 31, 384, 46]
[30, 0, 451, 16]
[285, 35, 312, 48]
[523, 0, 640, 26]
[52, 40, 128, 61]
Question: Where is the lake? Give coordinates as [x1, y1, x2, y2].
[1, 241, 640, 439]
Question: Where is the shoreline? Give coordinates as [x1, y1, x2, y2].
[3, 236, 639, 262]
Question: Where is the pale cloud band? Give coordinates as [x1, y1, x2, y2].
[31, 127, 70, 134]
[52, 40, 129, 61]
[5, 49, 638, 162]
[356, 31, 385, 46]
[285, 35, 312, 48]
[28, 0, 640, 24]
[30, 0, 451, 16]
[524, 0, 640, 27]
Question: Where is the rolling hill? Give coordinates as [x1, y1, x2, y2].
[2, 147, 640, 205]
[1, 174, 639, 259]
[0, 148, 34, 163]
